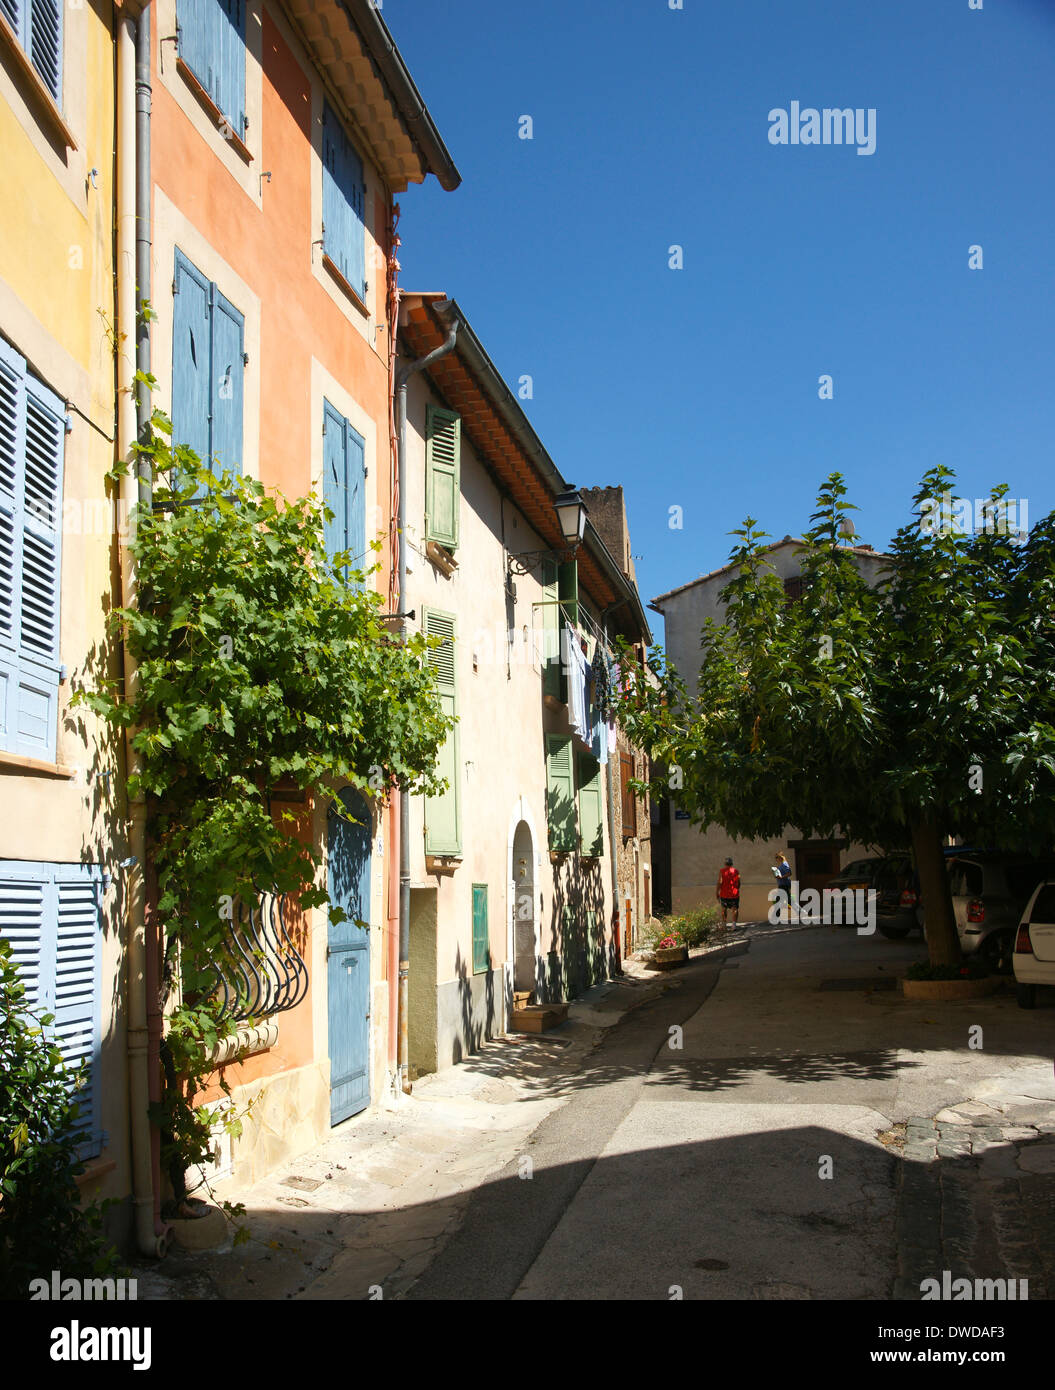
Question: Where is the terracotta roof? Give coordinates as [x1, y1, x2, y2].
[400, 294, 651, 645]
[650, 538, 892, 610]
[280, 0, 460, 192]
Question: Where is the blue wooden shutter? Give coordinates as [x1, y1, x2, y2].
[0, 0, 23, 37]
[322, 400, 348, 563]
[172, 250, 212, 473]
[18, 373, 64, 760]
[0, 862, 103, 1159]
[0, 339, 64, 762]
[176, 0, 213, 103]
[28, 0, 61, 103]
[423, 609, 460, 855]
[0, 339, 26, 741]
[345, 419, 366, 580]
[52, 865, 103, 1157]
[215, 0, 246, 134]
[209, 284, 244, 478]
[472, 884, 489, 975]
[322, 103, 366, 297]
[546, 734, 577, 852]
[322, 104, 346, 273]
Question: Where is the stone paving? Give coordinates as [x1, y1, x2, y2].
[893, 1063, 1055, 1300]
[132, 966, 676, 1301]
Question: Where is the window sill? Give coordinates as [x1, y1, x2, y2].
[322, 254, 369, 318]
[177, 58, 253, 163]
[75, 1157, 116, 1187]
[0, 12, 77, 149]
[425, 854, 461, 876]
[0, 750, 77, 779]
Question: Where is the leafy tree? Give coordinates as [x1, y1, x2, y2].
[616, 470, 1055, 965]
[77, 408, 452, 1203]
[0, 939, 119, 1295]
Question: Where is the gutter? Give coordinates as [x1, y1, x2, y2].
[116, 1, 168, 1259]
[341, 0, 461, 191]
[394, 303, 461, 1093]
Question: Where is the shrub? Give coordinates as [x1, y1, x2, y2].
[641, 905, 721, 953]
[0, 939, 120, 1298]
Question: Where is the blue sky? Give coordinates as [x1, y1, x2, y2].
[391, 0, 1055, 628]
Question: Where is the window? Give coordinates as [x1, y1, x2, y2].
[322, 102, 367, 301]
[541, 557, 577, 700]
[423, 608, 460, 855]
[546, 734, 577, 852]
[577, 751, 603, 857]
[425, 405, 460, 552]
[177, 0, 247, 139]
[783, 576, 805, 603]
[1, 0, 62, 105]
[0, 861, 104, 1158]
[171, 249, 244, 485]
[471, 884, 489, 975]
[620, 752, 636, 837]
[322, 400, 366, 579]
[0, 336, 65, 762]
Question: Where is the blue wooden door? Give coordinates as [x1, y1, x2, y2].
[327, 787, 372, 1124]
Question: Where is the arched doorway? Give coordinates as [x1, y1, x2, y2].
[327, 787, 372, 1125]
[511, 819, 536, 994]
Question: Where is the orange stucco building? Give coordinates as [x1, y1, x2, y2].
[147, 0, 457, 1184]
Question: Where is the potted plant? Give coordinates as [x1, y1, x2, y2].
[900, 957, 1000, 1001]
[652, 932, 689, 970]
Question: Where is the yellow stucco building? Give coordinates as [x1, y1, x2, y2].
[1, 0, 132, 1242]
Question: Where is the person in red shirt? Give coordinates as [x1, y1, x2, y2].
[716, 858, 741, 929]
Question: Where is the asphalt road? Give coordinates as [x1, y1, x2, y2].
[405, 925, 1055, 1301]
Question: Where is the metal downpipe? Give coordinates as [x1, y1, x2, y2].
[394, 309, 460, 1093]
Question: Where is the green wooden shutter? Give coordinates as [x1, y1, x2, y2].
[424, 608, 460, 854]
[546, 734, 577, 852]
[471, 883, 489, 975]
[577, 751, 603, 857]
[541, 557, 561, 698]
[558, 559, 578, 628]
[425, 405, 460, 551]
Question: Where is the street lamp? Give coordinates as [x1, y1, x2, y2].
[506, 487, 587, 580]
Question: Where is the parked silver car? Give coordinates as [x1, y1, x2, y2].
[921, 853, 1055, 974]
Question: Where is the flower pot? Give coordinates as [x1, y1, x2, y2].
[652, 945, 688, 970]
[168, 1199, 229, 1251]
[900, 976, 1000, 1001]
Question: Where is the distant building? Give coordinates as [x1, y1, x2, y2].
[650, 537, 891, 922]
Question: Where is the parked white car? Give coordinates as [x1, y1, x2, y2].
[1013, 880, 1055, 1008]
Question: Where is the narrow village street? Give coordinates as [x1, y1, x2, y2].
[138, 925, 1055, 1302]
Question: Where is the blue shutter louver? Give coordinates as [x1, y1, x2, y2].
[322, 103, 367, 299]
[322, 402, 366, 585]
[0, 339, 63, 762]
[215, 0, 246, 134]
[209, 286, 244, 478]
[0, 0, 21, 32]
[0, 863, 103, 1160]
[28, 0, 61, 103]
[176, 0, 214, 104]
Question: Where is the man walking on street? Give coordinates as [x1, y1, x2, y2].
[775, 850, 793, 924]
[717, 857, 741, 929]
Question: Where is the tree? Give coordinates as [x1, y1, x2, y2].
[616, 470, 1055, 966]
[77, 411, 453, 1203]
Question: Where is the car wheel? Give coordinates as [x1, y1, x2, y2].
[879, 923, 910, 939]
[1016, 983, 1037, 1010]
[982, 930, 1014, 976]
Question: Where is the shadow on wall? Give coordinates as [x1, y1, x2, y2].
[451, 944, 496, 1066]
[538, 794, 612, 1004]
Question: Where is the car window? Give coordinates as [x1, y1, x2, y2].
[948, 860, 984, 897]
[1007, 861, 1055, 903]
[1029, 885, 1055, 924]
[842, 860, 874, 878]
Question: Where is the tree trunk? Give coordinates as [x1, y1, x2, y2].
[910, 815, 962, 966]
